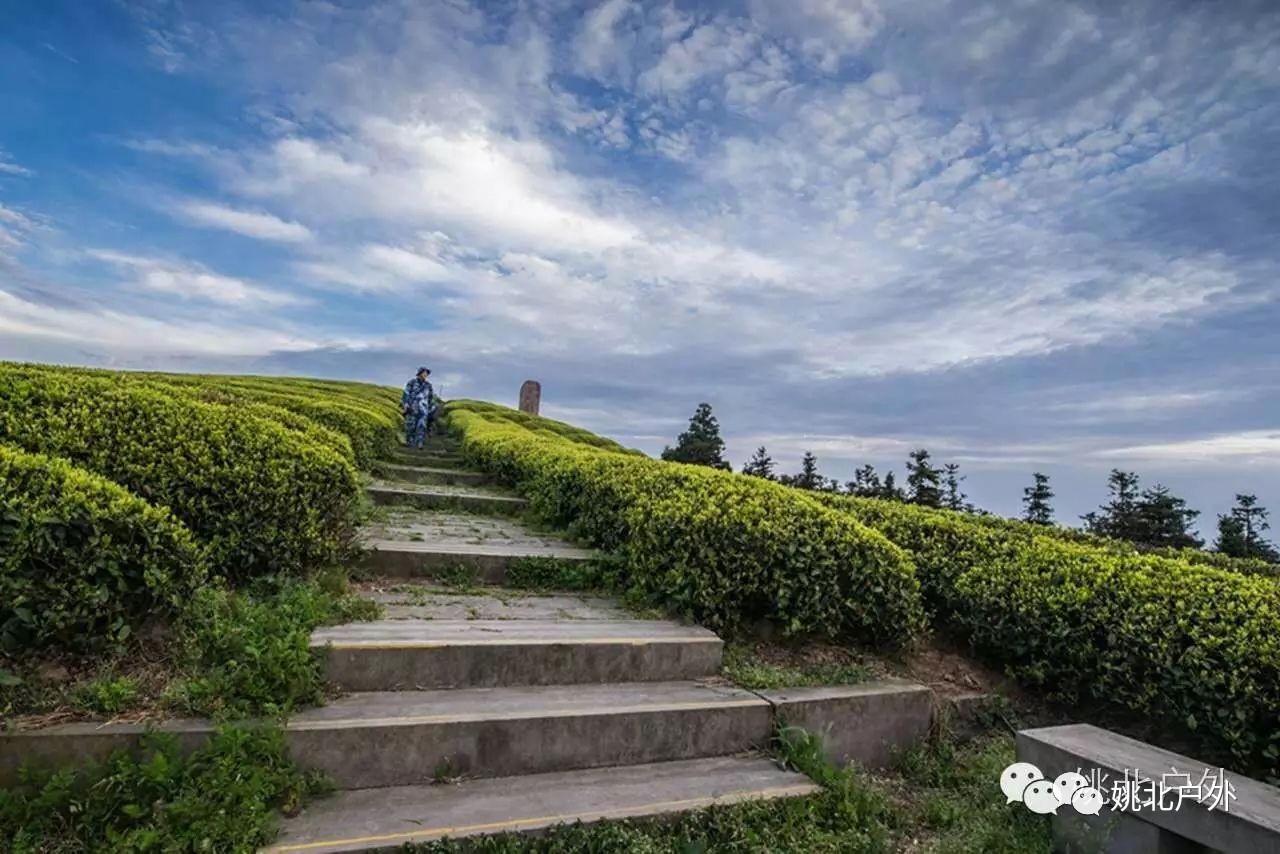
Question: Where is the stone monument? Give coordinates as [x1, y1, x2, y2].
[519, 380, 541, 415]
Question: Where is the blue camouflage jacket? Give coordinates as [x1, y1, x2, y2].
[402, 377, 434, 413]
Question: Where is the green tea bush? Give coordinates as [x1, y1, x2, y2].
[447, 404, 923, 647]
[448, 399, 640, 453]
[0, 366, 358, 583]
[825, 494, 1280, 778]
[132, 372, 399, 466]
[0, 446, 206, 653]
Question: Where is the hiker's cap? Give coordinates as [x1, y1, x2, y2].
[417, 366, 430, 374]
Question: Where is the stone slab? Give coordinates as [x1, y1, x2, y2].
[1017, 724, 1280, 854]
[759, 679, 933, 770]
[2, 682, 773, 790]
[363, 587, 630, 621]
[366, 483, 528, 515]
[286, 681, 772, 788]
[375, 463, 491, 487]
[313, 619, 723, 690]
[263, 755, 818, 853]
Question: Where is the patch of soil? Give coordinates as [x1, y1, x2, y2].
[1, 637, 179, 732]
[746, 640, 887, 676]
[894, 639, 1014, 699]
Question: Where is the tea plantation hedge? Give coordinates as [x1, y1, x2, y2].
[820, 493, 1280, 779]
[0, 366, 360, 583]
[447, 400, 1280, 778]
[446, 402, 924, 648]
[0, 446, 206, 653]
[5, 364, 402, 467]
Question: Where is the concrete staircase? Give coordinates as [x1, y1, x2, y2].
[267, 437, 820, 850]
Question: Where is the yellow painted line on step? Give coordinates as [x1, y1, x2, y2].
[315, 636, 720, 649]
[259, 784, 819, 852]
[286, 699, 764, 730]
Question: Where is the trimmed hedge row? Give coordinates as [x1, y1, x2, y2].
[449, 399, 641, 454]
[0, 446, 206, 652]
[0, 366, 358, 583]
[820, 494, 1280, 778]
[127, 371, 400, 467]
[446, 403, 924, 647]
[0, 364, 402, 467]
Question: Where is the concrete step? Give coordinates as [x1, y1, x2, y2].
[263, 755, 819, 853]
[367, 483, 527, 515]
[291, 681, 770, 788]
[4, 682, 769, 790]
[360, 540, 595, 583]
[374, 462, 491, 487]
[360, 585, 631, 621]
[314, 619, 723, 691]
[390, 448, 464, 466]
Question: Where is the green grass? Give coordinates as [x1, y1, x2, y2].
[889, 735, 1052, 853]
[723, 643, 871, 690]
[504, 556, 617, 592]
[0, 725, 329, 853]
[2, 573, 381, 724]
[164, 573, 380, 719]
[77, 676, 141, 715]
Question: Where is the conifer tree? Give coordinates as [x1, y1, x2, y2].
[1082, 470, 1142, 540]
[1215, 494, 1280, 561]
[942, 463, 969, 511]
[880, 471, 904, 501]
[1135, 485, 1202, 550]
[783, 451, 824, 490]
[1022, 472, 1054, 525]
[905, 449, 942, 508]
[741, 446, 776, 480]
[847, 464, 882, 497]
[661, 403, 730, 470]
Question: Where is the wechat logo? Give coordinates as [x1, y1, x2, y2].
[1001, 763, 1104, 816]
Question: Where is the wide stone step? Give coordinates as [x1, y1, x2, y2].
[390, 448, 465, 466]
[374, 462, 491, 487]
[263, 755, 819, 853]
[4, 683, 770, 790]
[313, 619, 723, 691]
[363, 586, 631, 621]
[287, 681, 771, 787]
[360, 540, 596, 583]
[366, 483, 527, 515]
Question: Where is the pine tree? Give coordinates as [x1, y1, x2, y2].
[905, 449, 942, 508]
[661, 403, 730, 470]
[880, 471, 904, 501]
[846, 464, 881, 497]
[1216, 494, 1280, 562]
[1022, 472, 1054, 525]
[1135, 485, 1202, 550]
[1216, 514, 1249, 558]
[942, 463, 968, 511]
[1083, 471, 1202, 549]
[741, 446, 776, 480]
[783, 451, 824, 491]
[1082, 470, 1143, 541]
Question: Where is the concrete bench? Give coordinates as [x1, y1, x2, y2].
[1017, 724, 1280, 854]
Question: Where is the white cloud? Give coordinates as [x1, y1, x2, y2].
[299, 240, 455, 292]
[176, 200, 312, 242]
[0, 152, 31, 177]
[0, 287, 328, 356]
[1098, 431, 1280, 465]
[87, 250, 301, 306]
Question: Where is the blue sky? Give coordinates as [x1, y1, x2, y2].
[2, 0, 1278, 532]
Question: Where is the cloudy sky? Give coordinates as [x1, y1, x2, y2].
[2, 0, 1278, 530]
